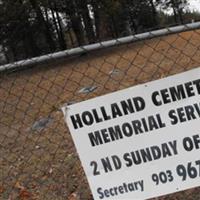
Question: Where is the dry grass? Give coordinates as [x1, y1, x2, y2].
[0, 29, 200, 200]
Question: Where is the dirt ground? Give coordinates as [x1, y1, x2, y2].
[0, 29, 200, 200]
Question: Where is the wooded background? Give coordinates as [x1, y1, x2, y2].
[1, 0, 200, 65]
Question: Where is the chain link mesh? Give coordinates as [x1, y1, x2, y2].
[1, 26, 200, 200]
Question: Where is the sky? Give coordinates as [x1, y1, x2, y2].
[189, 0, 200, 12]
[160, 0, 200, 15]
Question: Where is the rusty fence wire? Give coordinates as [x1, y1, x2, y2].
[1, 23, 200, 200]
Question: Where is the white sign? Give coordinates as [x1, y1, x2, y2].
[62, 67, 200, 200]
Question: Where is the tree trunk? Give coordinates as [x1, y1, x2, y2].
[110, 15, 119, 38]
[79, 1, 96, 43]
[177, 8, 184, 24]
[171, 0, 179, 24]
[70, 14, 85, 45]
[91, 0, 101, 40]
[68, 30, 75, 47]
[125, 0, 138, 33]
[25, 29, 41, 57]
[44, 7, 49, 24]
[7, 41, 17, 62]
[49, 2, 66, 50]
[149, 0, 158, 27]
[29, 0, 56, 52]
[65, 0, 85, 46]
[54, 6, 67, 49]
[19, 0, 40, 57]
[50, 6, 60, 45]
[2, 45, 9, 63]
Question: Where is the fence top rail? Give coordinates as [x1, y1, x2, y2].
[1, 21, 200, 73]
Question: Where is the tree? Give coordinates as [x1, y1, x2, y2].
[47, 0, 67, 50]
[149, 0, 159, 26]
[125, 0, 159, 32]
[96, 0, 130, 38]
[0, 0, 193, 64]
[159, 0, 188, 24]
[0, 0, 41, 61]
[77, 0, 96, 43]
[29, 0, 56, 52]
[65, 0, 86, 45]
[90, 0, 101, 40]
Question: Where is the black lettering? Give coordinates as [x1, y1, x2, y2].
[100, 106, 111, 120]
[156, 114, 166, 128]
[148, 116, 159, 130]
[118, 186, 124, 194]
[92, 109, 103, 123]
[193, 135, 200, 149]
[185, 82, 195, 97]
[141, 118, 149, 132]
[169, 85, 186, 101]
[101, 157, 113, 173]
[114, 187, 118, 195]
[184, 105, 196, 120]
[82, 111, 94, 125]
[123, 183, 128, 193]
[133, 97, 145, 111]
[169, 141, 178, 155]
[128, 183, 135, 191]
[194, 103, 200, 116]
[108, 126, 123, 141]
[122, 123, 133, 137]
[112, 155, 122, 170]
[140, 148, 152, 162]
[150, 146, 161, 160]
[177, 108, 186, 123]
[101, 129, 110, 143]
[131, 151, 142, 165]
[110, 188, 115, 196]
[97, 188, 104, 199]
[132, 120, 143, 134]
[111, 103, 123, 118]
[169, 110, 178, 125]
[161, 89, 171, 104]
[104, 190, 109, 197]
[123, 153, 133, 167]
[162, 143, 172, 158]
[193, 79, 200, 94]
[70, 114, 83, 129]
[152, 91, 162, 106]
[183, 137, 194, 151]
[88, 131, 103, 146]
[120, 99, 135, 115]
[90, 161, 100, 176]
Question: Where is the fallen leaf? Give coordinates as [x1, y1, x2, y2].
[8, 194, 13, 200]
[0, 185, 4, 193]
[8, 192, 18, 200]
[19, 189, 32, 200]
[35, 145, 40, 149]
[68, 192, 80, 200]
[15, 182, 25, 190]
[49, 168, 53, 174]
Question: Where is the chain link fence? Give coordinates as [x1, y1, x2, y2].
[1, 22, 200, 200]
